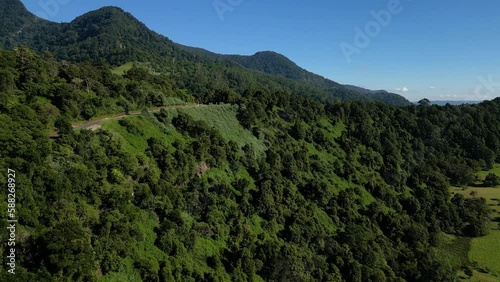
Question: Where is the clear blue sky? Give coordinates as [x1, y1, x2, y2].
[21, 0, 500, 101]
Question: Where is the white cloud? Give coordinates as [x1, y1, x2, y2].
[395, 87, 409, 92]
[429, 86, 436, 89]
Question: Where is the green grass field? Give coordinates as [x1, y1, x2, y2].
[177, 105, 266, 155]
[101, 113, 183, 156]
[437, 233, 471, 270]
[100, 104, 266, 157]
[452, 187, 500, 214]
[318, 118, 345, 139]
[449, 166, 500, 281]
[477, 164, 500, 181]
[469, 227, 500, 277]
[111, 62, 158, 76]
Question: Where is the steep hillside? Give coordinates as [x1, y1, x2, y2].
[0, 0, 56, 48]
[227, 51, 411, 105]
[0, 47, 498, 280]
[179, 47, 412, 106]
[226, 51, 308, 80]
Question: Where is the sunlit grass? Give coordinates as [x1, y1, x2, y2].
[449, 174, 500, 281]
[177, 104, 266, 155]
[469, 229, 500, 276]
[111, 62, 158, 76]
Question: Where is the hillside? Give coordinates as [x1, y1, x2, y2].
[0, 0, 411, 106]
[0, 45, 499, 281]
[2, 1, 499, 282]
[343, 84, 388, 94]
[178, 45, 412, 106]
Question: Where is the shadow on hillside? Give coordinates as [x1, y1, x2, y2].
[468, 183, 499, 188]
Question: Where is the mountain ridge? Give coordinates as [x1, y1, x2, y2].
[1, 0, 411, 105]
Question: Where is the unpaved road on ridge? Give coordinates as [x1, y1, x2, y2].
[49, 103, 203, 137]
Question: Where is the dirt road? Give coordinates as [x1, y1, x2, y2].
[49, 103, 201, 138]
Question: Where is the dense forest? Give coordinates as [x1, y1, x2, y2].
[0, 0, 411, 106]
[1, 1, 499, 281]
[0, 44, 497, 281]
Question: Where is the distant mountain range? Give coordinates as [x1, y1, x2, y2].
[428, 101, 482, 106]
[0, 0, 411, 105]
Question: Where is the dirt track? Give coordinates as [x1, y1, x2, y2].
[49, 103, 201, 138]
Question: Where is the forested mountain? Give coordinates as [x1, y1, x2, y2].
[343, 84, 389, 95]
[226, 51, 306, 79]
[429, 101, 481, 106]
[0, 44, 498, 281]
[177, 46, 412, 106]
[219, 51, 409, 105]
[0, 0, 51, 47]
[1, 1, 499, 282]
[0, 0, 411, 105]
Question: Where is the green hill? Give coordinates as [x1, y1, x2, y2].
[1, 45, 499, 281]
[2, 2, 500, 282]
[0, 0, 410, 106]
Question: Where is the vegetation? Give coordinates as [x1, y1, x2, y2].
[448, 163, 500, 281]
[0, 44, 499, 281]
[0, 0, 410, 106]
[0, 1, 499, 281]
[469, 230, 500, 276]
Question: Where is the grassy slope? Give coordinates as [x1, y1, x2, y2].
[101, 113, 183, 156]
[477, 164, 500, 180]
[100, 104, 266, 155]
[467, 271, 500, 282]
[111, 62, 157, 76]
[96, 105, 415, 280]
[176, 105, 266, 155]
[446, 165, 500, 281]
[98, 106, 269, 280]
[437, 233, 471, 273]
[469, 228, 500, 276]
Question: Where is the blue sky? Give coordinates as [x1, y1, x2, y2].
[21, 0, 500, 101]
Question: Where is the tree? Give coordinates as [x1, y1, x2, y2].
[418, 98, 431, 106]
[290, 122, 306, 140]
[483, 173, 499, 187]
[55, 116, 73, 136]
[40, 220, 96, 281]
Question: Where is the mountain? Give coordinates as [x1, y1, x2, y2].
[226, 51, 309, 80]
[2, 2, 499, 281]
[429, 100, 482, 106]
[0, 0, 55, 48]
[1, 4, 186, 64]
[178, 45, 412, 105]
[0, 0, 411, 105]
[223, 52, 412, 105]
[343, 85, 412, 106]
[1, 45, 497, 280]
[343, 84, 388, 95]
